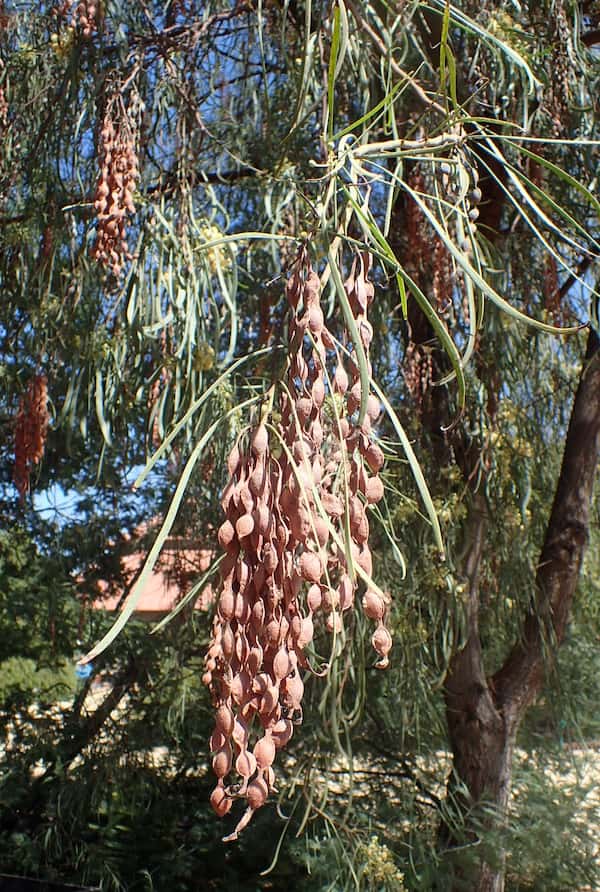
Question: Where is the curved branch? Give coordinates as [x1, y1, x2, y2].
[494, 328, 600, 716]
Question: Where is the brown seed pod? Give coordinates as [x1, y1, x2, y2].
[253, 735, 276, 770]
[235, 513, 255, 539]
[210, 782, 232, 817]
[218, 519, 236, 549]
[252, 423, 269, 456]
[333, 363, 349, 395]
[372, 625, 393, 668]
[306, 583, 322, 612]
[364, 475, 384, 504]
[364, 442, 385, 473]
[246, 776, 269, 810]
[299, 550, 323, 583]
[362, 590, 386, 621]
[215, 705, 235, 737]
[218, 590, 236, 621]
[212, 744, 233, 779]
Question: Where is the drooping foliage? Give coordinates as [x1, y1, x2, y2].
[1, 1, 600, 889]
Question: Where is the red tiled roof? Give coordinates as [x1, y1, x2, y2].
[91, 532, 215, 616]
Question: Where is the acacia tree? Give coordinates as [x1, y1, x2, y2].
[1, 2, 599, 890]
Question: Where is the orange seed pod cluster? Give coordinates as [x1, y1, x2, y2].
[203, 249, 392, 840]
[14, 375, 49, 502]
[74, 0, 97, 37]
[90, 99, 139, 278]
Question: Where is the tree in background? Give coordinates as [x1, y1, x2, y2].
[1, 2, 600, 890]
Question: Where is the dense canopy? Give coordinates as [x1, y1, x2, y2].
[1, 2, 600, 890]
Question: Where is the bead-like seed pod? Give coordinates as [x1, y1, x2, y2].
[308, 305, 324, 333]
[273, 646, 292, 681]
[311, 377, 325, 408]
[365, 475, 384, 504]
[252, 423, 269, 456]
[204, 249, 390, 839]
[246, 776, 269, 810]
[372, 625, 393, 667]
[221, 623, 235, 659]
[364, 442, 385, 473]
[218, 589, 235, 621]
[210, 783, 232, 817]
[366, 394, 381, 421]
[299, 550, 323, 583]
[235, 749, 257, 779]
[215, 705, 235, 737]
[218, 518, 236, 549]
[333, 363, 349, 395]
[212, 744, 232, 779]
[296, 397, 313, 422]
[306, 583, 322, 612]
[362, 590, 386, 621]
[236, 512, 255, 539]
[253, 735, 276, 770]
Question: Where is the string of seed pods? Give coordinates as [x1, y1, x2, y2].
[74, 0, 97, 37]
[203, 248, 392, 840]
[14, 374, 49, 502]
[90, 96, 139, 278]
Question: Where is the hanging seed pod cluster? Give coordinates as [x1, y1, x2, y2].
[14, 374, 49, 502]
[90, 95, 139, 278]
[203, 249, 392, 840]
[74, 0, 98, 38]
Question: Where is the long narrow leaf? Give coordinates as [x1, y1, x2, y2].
[79, 398, 260, 664]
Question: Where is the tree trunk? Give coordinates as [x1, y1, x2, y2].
[440, 329, 600, 891]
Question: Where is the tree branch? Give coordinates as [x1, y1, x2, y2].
[494, 328, 600, 716]
[582, 28, 600, 46]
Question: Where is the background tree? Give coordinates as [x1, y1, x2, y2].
[1, 2, 599, 890]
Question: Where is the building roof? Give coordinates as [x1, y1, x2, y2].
[90, 529, 215, 618]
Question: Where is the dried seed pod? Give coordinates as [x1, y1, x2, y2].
[235, 749, 257, 780]
[235, 513, 255, 539]
[273, 646, 292, 681]
[218, 519, 236, 549]
[308, 304, 324, 333]
[13, 374, 49, 502]
[364, 441, 385, 473]
[372, 625, 393, 668]
[218, 589, 236, 621]
[252, 423, 269, 456]
[299, 550, 323, 583]
[334, 363, 349, 395]
[311, 377, 325, 408]
[306, 583, 322, 612]
[366, 395, 381, 421]
[365, 475, 384, 504]
[215, 705, 235, 737]
[253, 735, 276, 770]
[295, 614, 314, 648]
[322, 587, 340, 612]
[270, 718, 294, 749]
[362, 590, 385, 621]
[212, 744, 233, 779]
[210, 782, 232, 817]
[204, 249, 391, 840]
[90, 96, 139, 277]
[296, 397, 313, 423]
[221, 624, 235, 660]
